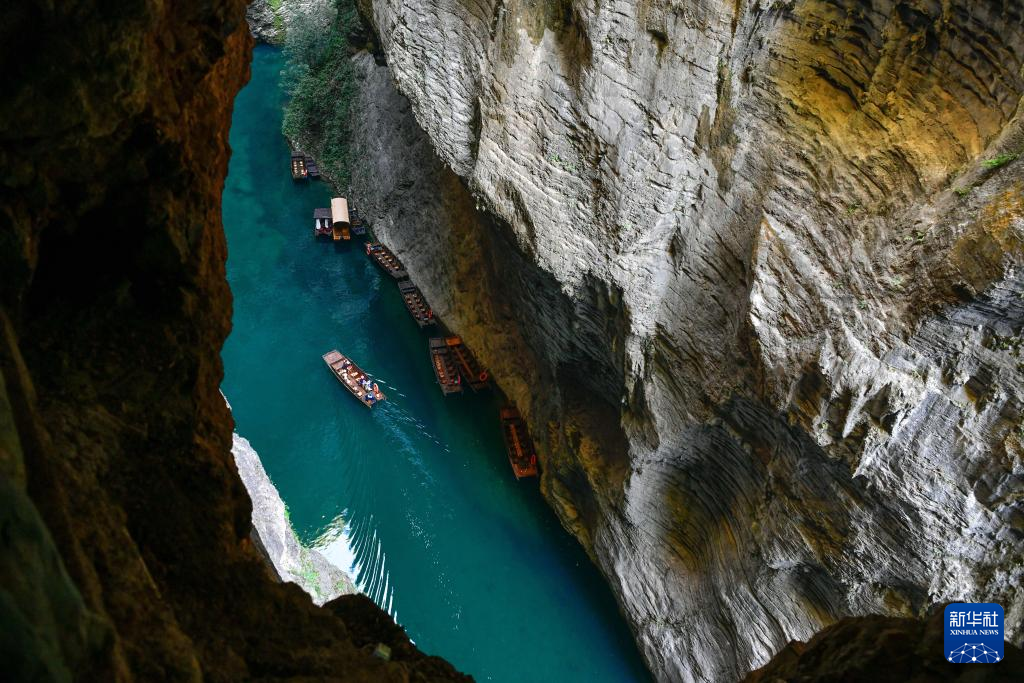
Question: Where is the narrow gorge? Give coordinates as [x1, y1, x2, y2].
[2, 0, 1023, 682]
[260, 0, 1024, 680]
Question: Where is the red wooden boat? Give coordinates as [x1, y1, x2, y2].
[322, 350, 386, 408]
[398, 280, 435, 328]
[429, 338, 462, 395]
[445, 336, 488, 391]
[500, 407, 538, 479]
[366, 242, 408, 280]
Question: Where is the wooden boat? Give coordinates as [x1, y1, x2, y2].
[350, 207, 367, 236]
[398, 280, 435, 328]
[500, 407, 538, 479]
[331, 197, 351, 241]
[290, 152, 308, 180]
[304, 155, 320, 179]
[366, 242, 408, 280]
[313, 208, 332, 238]
[322, 350, 386, 408]
[445, 336, 488, 391]
[429, 338, 462, 395]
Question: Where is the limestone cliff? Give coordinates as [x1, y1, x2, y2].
[232, 431, 357, 604]
[247, 0, 337, 44]
[0, 1, 467, 680]
[348, 1, 1024, 680]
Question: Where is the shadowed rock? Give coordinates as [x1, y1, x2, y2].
[0, 1, 469, 680]
[744, 608, 1024, 682]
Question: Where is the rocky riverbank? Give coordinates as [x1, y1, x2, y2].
[231, 431, 356, 604]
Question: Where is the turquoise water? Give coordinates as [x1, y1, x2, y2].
[222, 45, 650, 683]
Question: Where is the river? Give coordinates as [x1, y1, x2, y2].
[221, 45, 650, 683]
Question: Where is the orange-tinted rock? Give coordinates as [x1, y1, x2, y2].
[0, 1, 467, 680]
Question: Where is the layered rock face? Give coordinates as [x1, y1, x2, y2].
[232, 431, 356, 605]
[352, 1, 1024, 680]
[247, 0, 337, 44]
[0, 1, 466, 680]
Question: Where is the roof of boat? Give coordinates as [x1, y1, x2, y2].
[330, 197, 349, 226]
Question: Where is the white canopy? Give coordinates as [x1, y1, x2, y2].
[330, 197, 350, 228]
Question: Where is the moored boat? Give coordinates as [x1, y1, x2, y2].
[429, 338, 462, 395]
[398, 280, 435, 328]
[500, 407, 538, 479]
[331, 197, 351, 241]
[313, 207, 332, 238]
[304, 155, 320, 179]
[366, 242, 408, 280]
[350, 206, 367, 236]
[322, 350, 386, 408]
[290, 152, 308, 180]
[445, 336, 488, 391]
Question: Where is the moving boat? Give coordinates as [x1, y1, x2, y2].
[290, 152, 308, 180]
[366, 242, 408, 280]
[313, 207, 332, 238]
[429, 338, 462, 395]
[398, 280, 435, 328]
[445, 336, 488, 391]
[500, 407, 538, 479]
[322, 350, 386, 408]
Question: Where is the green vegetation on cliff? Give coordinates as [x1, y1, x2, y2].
[281, 0, 361, 186]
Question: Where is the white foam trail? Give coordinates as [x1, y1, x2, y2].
[313, 515, 363, 590]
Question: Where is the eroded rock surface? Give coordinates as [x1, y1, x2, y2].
[232, 431, 357, 604]
[247, 0, 281, 43]
[351, 1, 1024, 680]
[246, 0, 337, 44]
[0, 1, 467, 680]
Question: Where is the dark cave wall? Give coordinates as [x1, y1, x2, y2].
[0, 2, 466, 681]
[744, 607, 1024, 682]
